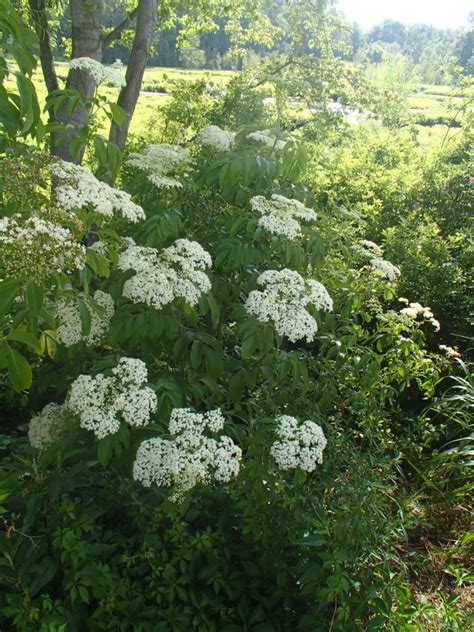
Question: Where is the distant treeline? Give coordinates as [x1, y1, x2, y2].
[52, 1, 473, 81]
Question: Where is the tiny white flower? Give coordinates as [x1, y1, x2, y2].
[270, 415, 327, 472]
[69, 57, 126, 87]
[133, 408, 242, 500]
[67, 357, 157, 439]
[118, 239, 212, 310]
[197, 125, 235, 152]
[250, 194, 317, 240]
[49, 160, 145, 223]
[126, 143, 193, 189]
[244, 268, 332, 343]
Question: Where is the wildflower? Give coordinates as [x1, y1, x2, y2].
[0, 214, 85, 282]
[400, 301, 440, 331]
[28, 403, 75, 450]
[133, 408, 242, 500]
[370, 257, 401, 282]
[126, 143, 193, 188]
[69, 57, 125, 87]
[245, 268, 333, 343]
[49, 160, 145, 223]
[197, 125, 235, 152]
[270, 415, 327, 472]
[67, 357, 157, 439]
[247, 129, 286, 150]
[353, 239, 400, 282]
[438, 344, 461, 358]
[118, 239, 212, 310]
[250, 194, 317, 239]
[355, 239, 384, 259]
[53, 290, 115, 347]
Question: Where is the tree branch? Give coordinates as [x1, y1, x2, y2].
[103, 7, 139, 49]
[28, 0, 59, 94]
[109, 0, 157, 150]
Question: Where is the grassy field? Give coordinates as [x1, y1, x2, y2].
[4, 61, 236, 137]
[4, 60, 472, 148]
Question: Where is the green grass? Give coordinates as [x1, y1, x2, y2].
[4, 59, 472, 148]
[4, 60, 236, 137]
[405, 84, 472, 149]
[407, 91, 469, 122]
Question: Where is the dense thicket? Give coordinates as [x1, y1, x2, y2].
[0, 1, 472, 630]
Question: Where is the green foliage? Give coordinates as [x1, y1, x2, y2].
[0, 3, 472, 630]
[0, 0, 43, 150]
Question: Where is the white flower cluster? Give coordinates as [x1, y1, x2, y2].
[133, 408, 242, 499]
[245, 269, 333, 343]
[0, 214, 86, 281]
[28, 403, 72, 450]
[197, 125, 235, 152]
[438, 344, 461, 358]
[69, 56, 126, 87]
[205, 83, 225, 98]
[49, 160, 145, 223]
[247, 129, 286, 150]
[67, 357, 157, 438]
[399, 300, 440, 331]
[126, 143, 193, 188]
[370, 257, 401, 282]
[354, 239, 384, 259]
[53, 290, 115, 347]
[118, 238, 212, 310]
[353, 239, 400, 282]
[270, 415, 327, 472]
[250, 194, 317, 239]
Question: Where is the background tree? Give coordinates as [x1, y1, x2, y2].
[27, 0, 280, 162]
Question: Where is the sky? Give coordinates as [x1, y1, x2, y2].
[335, 0, 473, 30]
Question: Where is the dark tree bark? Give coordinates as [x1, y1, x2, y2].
[109, 0, 157, 150]
[28, 0, 59, 94]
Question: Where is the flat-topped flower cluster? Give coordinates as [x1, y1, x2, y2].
[118, 238, 212, 310]
[197, 124, 235, 152]
[126, 143, 193, 188]
[0, 213, 86, 281]
[69, 56, 126, 88]
[133, 408, 242, 499]
[250, 194, 317, 239]
[53, 290, 115, 347]
[353, 239, 400, 282]
[399, 299, 440, 331]
[270, 415, 327, 472]
[67, 357, 157, 438]
[28, 358, 157, 445]
[247, 129, 286, 150]
[50, 160, 145, 223]
[28, 402, 74, 450]
[245, 269, 333, 342]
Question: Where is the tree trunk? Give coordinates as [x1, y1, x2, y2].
[53, 0, 103, 162]
[28, 0, 59, 94]
[109, 0, 157, 150]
